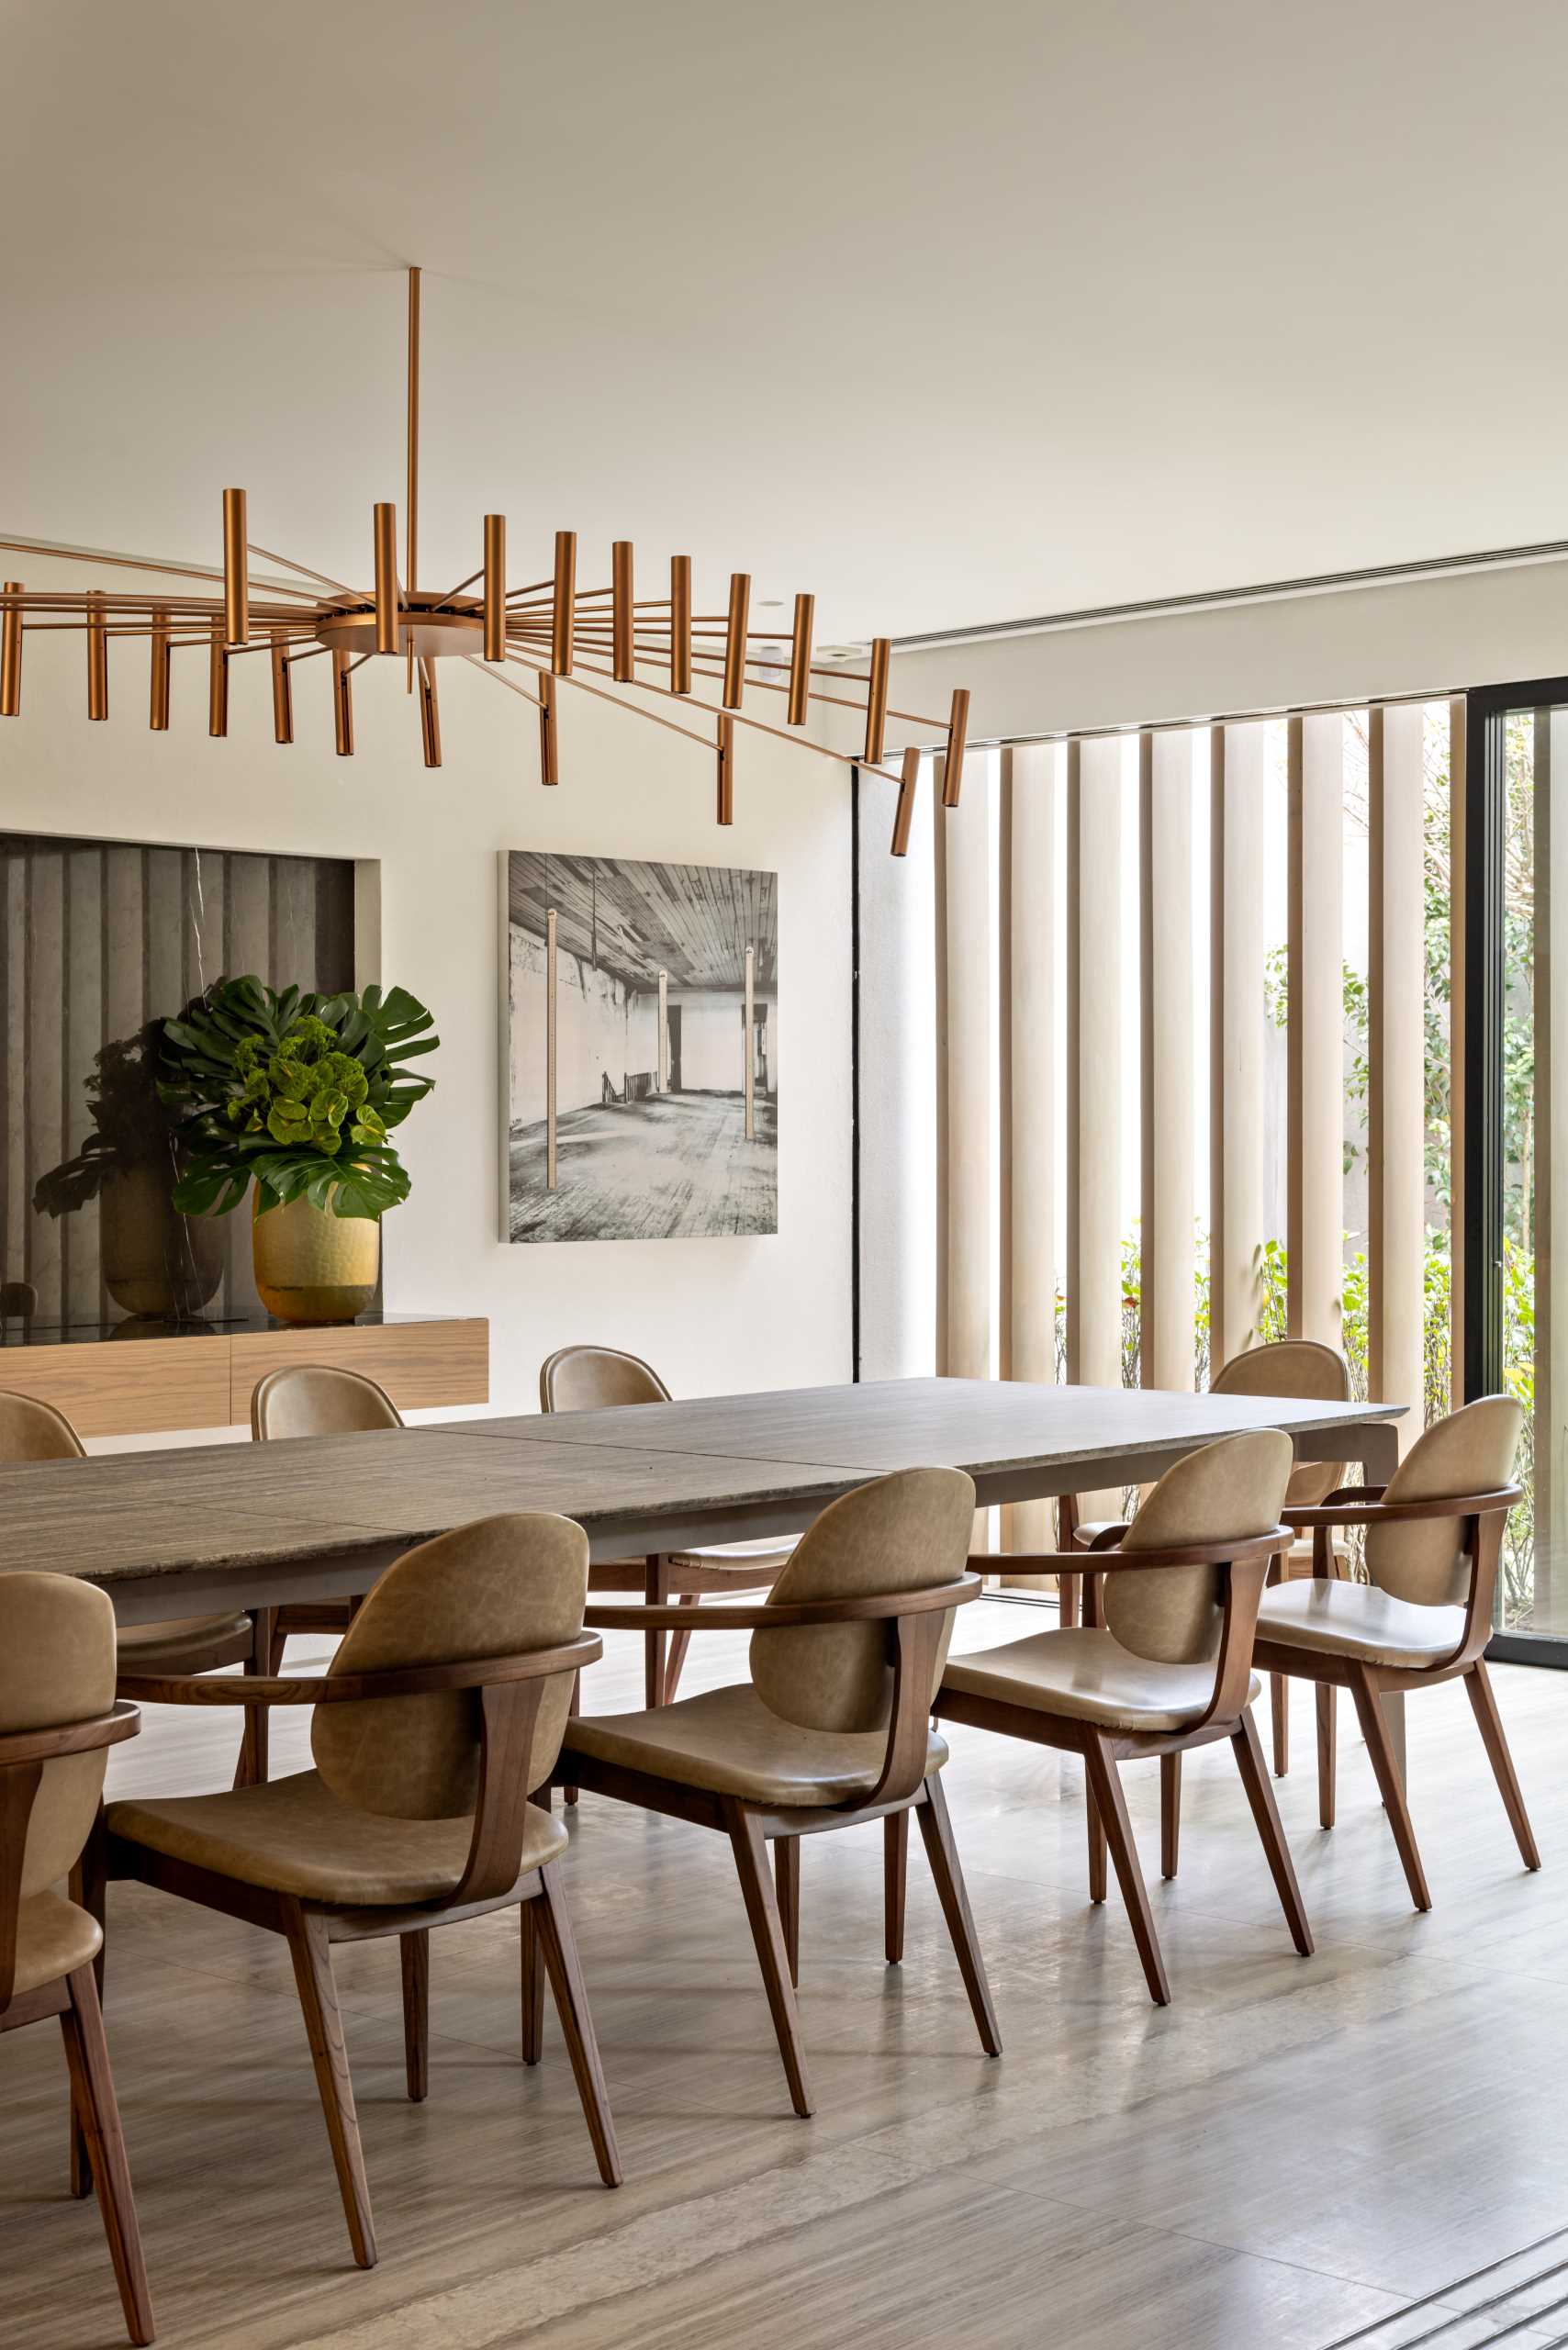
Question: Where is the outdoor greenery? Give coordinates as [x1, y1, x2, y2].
[160, 979, 438, 1222]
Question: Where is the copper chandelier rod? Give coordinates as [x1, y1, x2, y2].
[504, 623, 947, 733]
[246, 543, 362, 599]
[0, 536, 325, 600]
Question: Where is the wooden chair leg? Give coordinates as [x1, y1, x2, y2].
[399, 1930, 429, 2103]
[532, 1862, 622, 2186]
[59, 1965, 154, 2347]
[664, 1596, 699, 1704]
[68, 1814, 107, 2201]
[1086, 1772, 1108, 1904]
[1316, 1683, 1337, 1829]
[563, 1671, 580, 1808]
[775, 1834, 801, 1986]
[1350, 1669, 1432, 1912]
[521, 1899, 546, 2065]
[1160, 1753, 1182, 1880]
[1271, 1673, 1289, 1776]
[916, 1776, 1002, 2056]
[233, 1606, 277, 1790]
[1231, 1708, 1314, 1954]
[1464, 1662, 1541, 1871]
[722, 1800, 813, 2117]
[884, 1808, 909, 1963]
[1058, 1570, 1081, 1628]
[644, 1556, 669, 1709]
[283, 1905, 377, 2268]
[1083, 1736, 1170, 2006]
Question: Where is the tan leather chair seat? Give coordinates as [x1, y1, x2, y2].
[1257, 1580, 1467, 1669]
[564, 1683, 947, 1807]
[9, 1888, 103, 1998]
[943, 1628, 1261, 1732]
[106, 1769, 567, 1906]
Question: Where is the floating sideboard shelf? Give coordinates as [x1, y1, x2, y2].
[0, 1313, 488, 1438]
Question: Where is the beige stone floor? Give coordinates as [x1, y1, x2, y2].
[5, 1598, 1566, 2349]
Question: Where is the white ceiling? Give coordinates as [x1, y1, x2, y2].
[4, 0, 1566, 643]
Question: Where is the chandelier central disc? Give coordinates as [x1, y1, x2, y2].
[314, 597, 484, 660]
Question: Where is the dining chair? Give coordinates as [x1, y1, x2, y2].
[557, 1465, 998, 2119]
[2, 1573, 152, 2344]
[1059, 1340, 1353, 1776]
[0, 1389, 267, 1784]
[1210, 1340, 1353, 1774]
[939, 1430, 1304, 2006]
[541, 1342, 796, 1812]
[104, 1512, 619, 2271]
[1253, 1393, 1536, 1911]
[251, 1362, 404, 1699]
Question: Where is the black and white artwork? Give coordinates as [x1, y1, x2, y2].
[502, 850, 778, 1244]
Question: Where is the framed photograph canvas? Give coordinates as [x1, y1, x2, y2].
[501, 850, 778, 1244]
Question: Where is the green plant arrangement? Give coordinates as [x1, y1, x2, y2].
[160, 978, 438, 1221]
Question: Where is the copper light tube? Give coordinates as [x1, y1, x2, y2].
[483, 514, 507, 663]
[1, 582, 22, 716]
[722, 573, 750, 709]
[148, 611, 171, 731]
[208, 624, 230, 738]
[221, 488, 249, 646]
[538, 670, 558, 785]
[406, 267, 420, 593]
[890, 744, 920, 856]
[716, 711, 734, 823]
[270, 635, 294, 744]
[86, 596, 108, 720]
[864, 637, 891, 765]
[787, 593, 814, 726]
[332, 647, 354, 755]
[419, 655, 441, 767]
[941, 688, 969, 806]
[373, 503, 399, 655]
[551, 531, 577, 676]
[611, 541, 634, 682]
[670, 556, 692, 695]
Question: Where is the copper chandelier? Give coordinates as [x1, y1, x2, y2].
[0, 270, 967, 856]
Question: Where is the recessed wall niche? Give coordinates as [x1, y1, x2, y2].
[0, 834, 356, 1334]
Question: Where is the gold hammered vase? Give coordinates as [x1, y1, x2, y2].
[252, 1190, 379, 1325]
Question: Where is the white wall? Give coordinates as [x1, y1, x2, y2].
[666, 987, 778, 1094]
[4, 582, 853, 1425]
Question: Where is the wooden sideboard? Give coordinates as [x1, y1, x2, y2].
[0, 1314, 488, 1438]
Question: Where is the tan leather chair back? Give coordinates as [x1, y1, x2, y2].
[1106, 1429, 1294, 1664]
[252, 1364, 403, 1442]
[750, 1467, 975, 1734]
[539, 1345, 670, 1414]
[1368, 1395, 1522, 1607]
[311, 1512, 588, 1819]
[0, 1389, 86, 1462]
[1212, 1338, 1350, 1508]
[0, 1572, 116, 1897]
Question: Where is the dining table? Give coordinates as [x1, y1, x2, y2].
[0, 1373, 1406, 1626]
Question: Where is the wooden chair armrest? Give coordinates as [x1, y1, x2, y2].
[968, 1531, 1290, 1575]
[0, 1702, 140, 1767]
[584, 1576, 980, 1636]
[1283, 1485, 1520, 1531]
[116, 1634, 602, 1710]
